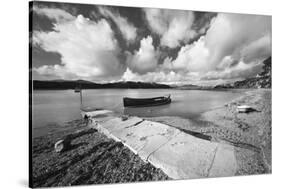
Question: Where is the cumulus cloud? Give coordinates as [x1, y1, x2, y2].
[97, 6, 137, 43]
[240, 34, 272, 63]
[33, 9, 126, 81]
[34, 65, 77, 79]
[162, 13, 271, 83]
[144, 8, 196, 48]
[33, 6, 75, 22]
[162, 37, 210, 72]
[32, 5, 271, 85]
[202, 60, 263, 81]
[121, 68, 204, 85]
[122, 68, 188, 84]
[204, 13, 271, 68]
[126, 36, 159, 74]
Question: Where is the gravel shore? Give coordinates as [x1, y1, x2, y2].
[32, 120, 169, 187]
[148, 89, 271, 175]
[31, 89, 271, 187]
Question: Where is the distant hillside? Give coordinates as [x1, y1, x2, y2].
[215, 57, 271, 89]
[175, 84, 215, 90]
[176, 84, 200, 90]
[32, 80, 172, 90]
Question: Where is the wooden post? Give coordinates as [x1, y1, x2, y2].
[80, 89, 83, 109]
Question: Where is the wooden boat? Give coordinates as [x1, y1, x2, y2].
[123, 95, 171, 107]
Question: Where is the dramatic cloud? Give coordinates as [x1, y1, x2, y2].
[97, 6, 137, 43]
[33, 8, 126, 81]
[33, 6, 75, 22]
[126, 36, 159, 74]
[144, 8, 196, 48]
[121, 68, 202, 85]
[162, 37, 210, 72]
[240, 34, 271, 63]
[202, 60, 263, 81]
[162, 13, 271, 82]
[32, 4, 271, 85]
[204, 13, 271, 68]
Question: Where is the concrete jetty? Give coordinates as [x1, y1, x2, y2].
[83, 110, 237, 179]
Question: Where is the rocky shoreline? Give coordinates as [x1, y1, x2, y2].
[31, 89, 271, 187]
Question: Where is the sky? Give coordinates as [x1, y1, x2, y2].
[30, 1, 271, 85]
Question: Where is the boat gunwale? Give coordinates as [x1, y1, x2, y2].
[123, 95, 170, 101]
[123, 95, 171, 107]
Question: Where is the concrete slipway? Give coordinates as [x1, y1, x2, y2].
[83, 110, 237, 179]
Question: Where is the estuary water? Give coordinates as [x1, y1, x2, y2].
[32, 89, 241, 131]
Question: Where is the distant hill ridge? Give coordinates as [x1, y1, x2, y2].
[32, 80, 172, 90]
[32, 57, 271, 90]
[215, 57, 271, 89]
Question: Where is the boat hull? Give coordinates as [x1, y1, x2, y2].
[123, 95, 171, 107]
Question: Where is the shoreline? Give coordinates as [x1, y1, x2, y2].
[147, 89, 271, 174]
[32, 89, 271, 187]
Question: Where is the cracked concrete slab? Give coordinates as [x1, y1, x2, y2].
[85, 110, 237, 180]
[111, 120, 181, 160]
[101, 117, 144, 132]
[208, 143, 237, 177]
[147, 132, 219, 179]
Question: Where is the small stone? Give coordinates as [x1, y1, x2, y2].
[54, 140, 64, 153]
[121, 115, 129, 121]
[54, 139, 71, 153]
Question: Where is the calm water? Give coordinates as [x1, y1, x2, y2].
[32, 89, 241, 130]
